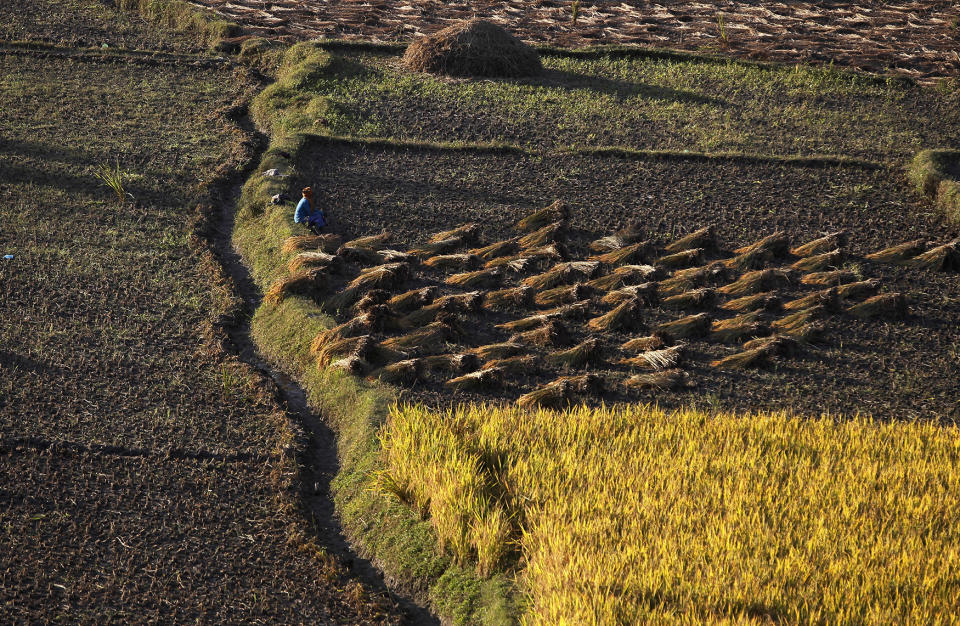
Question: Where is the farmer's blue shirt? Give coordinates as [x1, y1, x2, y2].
[294, 197, 311, 224]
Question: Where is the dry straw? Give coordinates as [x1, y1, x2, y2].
[800, 269, 857, 287]
[281, 233, 341, 255]
[657, 313, 711, 339]
[469, 238, 519, 261]
[719, 269, 794, 296]
[587, 299, 644, 332]
[744, 334, 800, 357]
[337, 245, 385, 266]
[835, 279, 881, 301]
[497, 314, 551, 332]
[518, 221, 565, 248]
[655, 248, 703, 269]
[545, 338, 602, 368]
[445, 267, 503, 289]
[387, 286, 438, 312]
[539, 300, 591, 320]
[783, 288, 840, 312]
[397, 299, 457, 330]
[310, 317, 367, 355]
[664, 226, 715, 254]
[734, 231, 790, 257]
[847, 293, 907, 320]
[589, 240, 655, 266]
[381, 321, 453, 353]
[661, 287, 716, 310]
[424, 253, 482, 270]
[511, 320, 569, 347]
[557, 373, 604, 395]
[534, 283, 593, 308]
[445, 366, 504, 392]
[326, 262, 410, 311]
[586, 265, 658, 291]
[720, 291, 782, 313]
[343, 231, 391, 250]
[523, 261, 601, 290]
[369, 359, 425, 385]
[423, 353, 479, 374]
[315, 334, 372, 368]
[435, 291, 484, 312]
[403, 19, 542, 77]
[514, 200, 568, 233]
[482, 354, 539, 375]
[710, 346, 772, 369]
[429, 222, 480, 244]
[621, 333, 671, 353]
[331, 355, 368, 376]
[470, 342, 527, 360]
[711, 312, 769, 343]
[658, 262, 727, 295]
[265, 268, 328, 305]
[619, 344, 685, 370]
[863, 239, 926, 264]
[589, 222, 646, 253]
[517, 380, 571, 410]
[790, 231, 848, 257]
[601, 282, 658, 306]
[485, 285, 535, 310]
[623, 368, 689, 390]
[908, 239, 960, 271]
[790, 249, 842, 272]
[771, 305, 827, 335]
[351, 289, 390, 315]
[408, 236, 466, 258]
[288, 251, 343, 274]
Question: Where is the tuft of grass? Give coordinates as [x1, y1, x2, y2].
[93, 157, 131, 204]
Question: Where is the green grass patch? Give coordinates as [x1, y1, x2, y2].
[908, 149, 960, 224]
[285, 49, 959, 160]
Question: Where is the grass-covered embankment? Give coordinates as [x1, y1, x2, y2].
[383, 402, 960, 624]
[233, 42, 516, 623]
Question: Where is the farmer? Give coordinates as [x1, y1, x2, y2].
[294, 187, 326, 234]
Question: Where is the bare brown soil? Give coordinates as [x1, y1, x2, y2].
[197, 0, 960, 83]
[293, 139, 960, 420]
[0, 444, 401, 624]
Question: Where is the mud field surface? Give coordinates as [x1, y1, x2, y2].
[197, 0, 960, 83]
[0, 11, 409, 622]
[0, 446, 400, 624]
[294, 140, 960, 419]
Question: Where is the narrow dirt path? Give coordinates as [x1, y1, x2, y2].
[206, 108, 438, 626]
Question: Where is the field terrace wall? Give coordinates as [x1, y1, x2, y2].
[909, 149, 960, 225]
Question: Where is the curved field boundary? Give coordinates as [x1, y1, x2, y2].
[909, 149, 960, 225]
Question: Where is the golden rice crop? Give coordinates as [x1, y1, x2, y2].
[380, 403, 960, 624]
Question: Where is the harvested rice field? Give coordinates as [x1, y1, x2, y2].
[269, 139, 960, 419]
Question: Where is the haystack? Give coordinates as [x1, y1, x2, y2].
[403, 20, 542, 78]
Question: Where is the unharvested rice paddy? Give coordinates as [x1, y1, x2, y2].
[381, 402, 960, 624]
